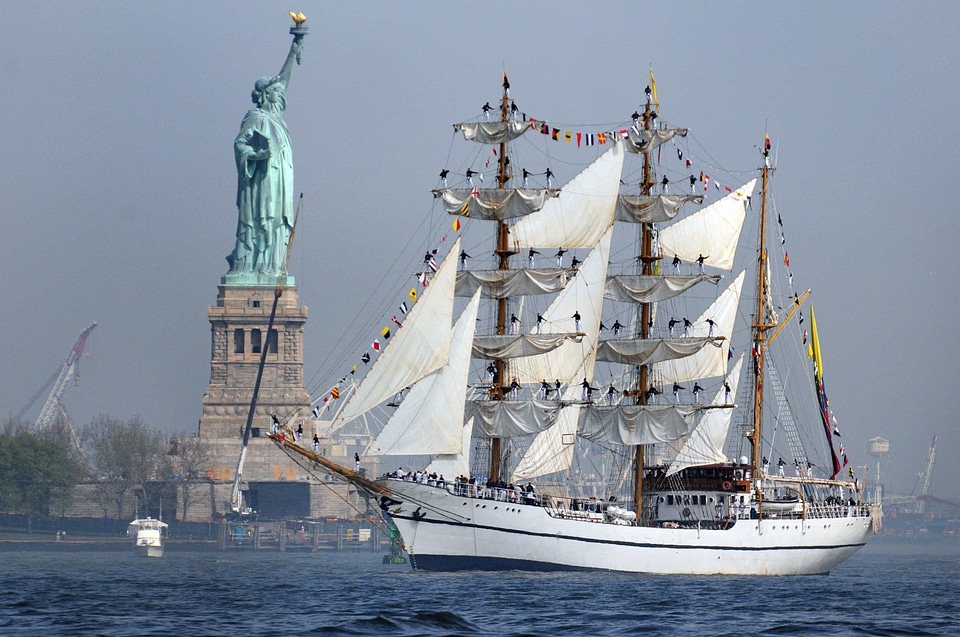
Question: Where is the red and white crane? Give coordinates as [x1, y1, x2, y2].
[25, 323, 97, 450]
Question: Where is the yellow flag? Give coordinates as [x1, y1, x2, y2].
[452, 218, 461, 232]
[810, 305, 824, 380]
[649, 66, 659, 110]
[408, 287, 417, 301]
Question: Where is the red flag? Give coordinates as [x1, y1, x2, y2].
[576, 132, 582, 147]
[372, 339, 381, 351]
[784, 252, 790, 267]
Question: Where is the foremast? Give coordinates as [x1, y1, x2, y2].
[490, 72, 515, 483]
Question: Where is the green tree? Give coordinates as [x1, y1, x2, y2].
[84, 415, 165, 518]
[169, 434, 213, 521]
[0, 429, 80, 530]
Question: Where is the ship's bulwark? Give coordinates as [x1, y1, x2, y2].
[383, 480, 874, 575]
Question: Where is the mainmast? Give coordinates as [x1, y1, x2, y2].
[633, 90, 657, 511]
[490, 73, 515, 483]
[750, 135, 773, 475]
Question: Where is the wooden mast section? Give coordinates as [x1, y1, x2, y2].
[750, 136, 773, 476]
[633, 94, 657, 513]
[490, 74, 514, 483]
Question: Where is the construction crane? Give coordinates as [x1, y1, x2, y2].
[916, 435, 937, 515]
[20, 323, 97, 450]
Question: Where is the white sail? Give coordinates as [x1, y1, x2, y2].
[438, 188, 559, 221]
[511, 227, 613, 385]
[369, 288, 481, 456]
[337, 238, 460, 424]
[468, 399, 563, 437]
[511, 385, 582, 481]
[657, 179, 756, 271]
[424, 417, 474, 480]
[455, 120, 533, 144]
[456, 268, 570, 298]
[472, 333, 581, 360]
[596, 337, 719, 366]
[615, 194, 703, 224]
[667, 354, 744, 476]
[509, 143, 625, 249]
[604, 274, 719, 304]
[653, 270, 744, 384]
[624, 127, 688, 154]
[578, 404, 700, 446]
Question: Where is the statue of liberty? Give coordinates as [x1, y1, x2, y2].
[226, 20, 306, 278]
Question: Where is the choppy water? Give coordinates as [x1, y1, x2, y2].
[1, 537, 958, 636]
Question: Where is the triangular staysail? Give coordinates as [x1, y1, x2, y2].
[337, 238, 460, 424]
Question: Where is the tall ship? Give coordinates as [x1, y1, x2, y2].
[272, 75, 880, 574]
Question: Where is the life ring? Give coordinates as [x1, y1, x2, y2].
[722, 481, 733, 491]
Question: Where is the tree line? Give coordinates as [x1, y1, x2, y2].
[0, 415, 212, 527]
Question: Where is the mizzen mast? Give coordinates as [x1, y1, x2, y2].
[749, 134, 774, 475]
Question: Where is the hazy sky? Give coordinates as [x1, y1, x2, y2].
[2, 1, 958, 499]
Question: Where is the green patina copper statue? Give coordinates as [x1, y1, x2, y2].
[225, 16, 307, 284]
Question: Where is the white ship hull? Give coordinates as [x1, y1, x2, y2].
[383, 480, 875, 575]
[133, 539, 164, 558]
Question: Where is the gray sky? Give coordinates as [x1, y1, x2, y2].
[2, 1, 958, 499]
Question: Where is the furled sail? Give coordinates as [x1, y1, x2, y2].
[578, 404, 700, 446]
[456, 268, 569, 299]
[653, 270, 745, 383]
[596, 337, 719, 366]
[369, 288, 481, 456]
[436, 188, 559, 221]
[624, 127, 688, 154]
[455, 120, 533, 144]
[468, 399, 563, 438]
[509, 143, 625, 249]
[512, 227, 613, 384]
[337, 239, 460, 424]
[472, 333, 582, 360]
[615, 194, 703, 224]
[657, 179, 756, 271]
[666, 354, 744, 476]
[604, 274, 719, 304]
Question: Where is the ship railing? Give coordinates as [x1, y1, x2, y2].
[804, 502, 872, 520]
[427, 479, 542, 506]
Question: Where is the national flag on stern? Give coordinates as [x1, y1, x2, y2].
[810, 306, 844, 478]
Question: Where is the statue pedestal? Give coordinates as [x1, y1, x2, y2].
[221, 272, 296, 287]
[198, 284, 311, 439]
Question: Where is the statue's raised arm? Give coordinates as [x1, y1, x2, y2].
[225, 15, 308, 282]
